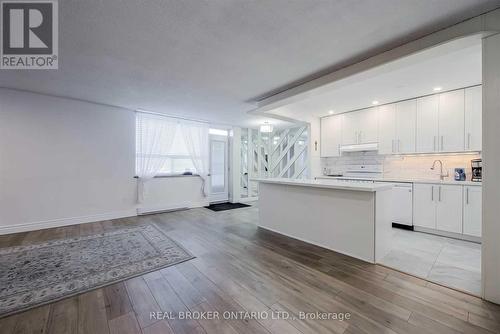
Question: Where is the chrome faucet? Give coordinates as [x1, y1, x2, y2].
[431, 160, 449, 181]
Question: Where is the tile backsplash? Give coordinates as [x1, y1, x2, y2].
[322, 152, 481, 181]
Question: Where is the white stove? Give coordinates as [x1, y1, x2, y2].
[326, 165, 383, 182]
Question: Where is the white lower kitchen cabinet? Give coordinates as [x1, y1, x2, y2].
[435, 185, 463, 233]
[413, 183, 437, 229]
[463, 186, 482, 237]
[414, 183, 464, 234]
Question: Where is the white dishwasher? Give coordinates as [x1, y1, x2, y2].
[390, 182, 413, 227]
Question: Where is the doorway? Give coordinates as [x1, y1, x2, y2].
[209, 131, 229, 203]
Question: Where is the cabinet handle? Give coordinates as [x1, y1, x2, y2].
[466, 187, 469, 205]
[398, 139, 401, 152]
[433, 136, 437, 151]
[392, 139, 395, 153]
[467, 133, 471, 150]
[355, 131, 358, 144]
[439, 186, 442, 202]
[441, 136, 444, 151]
[431, 186, 434, 201]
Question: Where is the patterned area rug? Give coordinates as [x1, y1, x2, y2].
[0, 224, 194, 318]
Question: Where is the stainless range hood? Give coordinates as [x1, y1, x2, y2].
[340, 143, 379, 152]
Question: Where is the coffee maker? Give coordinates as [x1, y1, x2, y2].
[471, 159, 482, 182]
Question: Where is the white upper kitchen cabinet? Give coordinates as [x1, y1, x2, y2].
[438, 90, 465, 152]
[395, 99, 417, 154]
[463, 186, 482, 237]
[416, 95, 439, 153]
[436, 185, 463, 234]
[341, 107, 378, 145]
[465, 86, 482, 152]
[358, 107, 378, 143]
[413, 183, 437, 229]
[320, 114, 342, 157]
[377, 104, 397, 154]
[378, 101, 416, 154]
[341, 111, 358, 145]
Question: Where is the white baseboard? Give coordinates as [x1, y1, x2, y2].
[237, 196, 259, 203]
[414, 226, 482, 243]
[137, 201, 209, 215]
[0, 209, 138, 235]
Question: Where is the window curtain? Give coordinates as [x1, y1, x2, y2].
[135, 112, 177, 203]
[180, 121, 210, 196]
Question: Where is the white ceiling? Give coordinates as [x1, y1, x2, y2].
[268, 35, 483, 121]
[1, 0, 498, 127]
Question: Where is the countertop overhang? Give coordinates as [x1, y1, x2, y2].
[315, 176, 482, 186]
[252, 178, 393, 192]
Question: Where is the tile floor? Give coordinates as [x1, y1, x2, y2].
[380, 228, 481, 296]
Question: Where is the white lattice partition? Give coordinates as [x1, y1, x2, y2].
[239, 125, 309, 198]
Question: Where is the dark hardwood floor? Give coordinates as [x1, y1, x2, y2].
[1, 203, 500, 334]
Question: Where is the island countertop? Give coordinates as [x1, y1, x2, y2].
[252, 178, 393, 192]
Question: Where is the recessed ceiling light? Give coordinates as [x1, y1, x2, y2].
[433, 86, 442, 92]
[328, 110, 334, 115]
[372, 100, 379, 105]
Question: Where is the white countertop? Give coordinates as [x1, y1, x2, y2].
[316, 175, 482, 186]
[253, 178, 393, 192]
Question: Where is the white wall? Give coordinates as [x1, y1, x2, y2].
[308, 117, 322, 177]
[139, 176, 208, 214]
[0, 89, 209, 234]
[482, 32, 500, 304]
[0, 89, 137, 233]
[229, 127, 242, 203]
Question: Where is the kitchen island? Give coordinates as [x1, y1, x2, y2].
[255, 178, 393, 263]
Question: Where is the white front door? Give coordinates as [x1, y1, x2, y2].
[209, 135, 228, 203]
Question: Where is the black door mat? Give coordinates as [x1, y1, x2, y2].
[204, 202, 250, 212]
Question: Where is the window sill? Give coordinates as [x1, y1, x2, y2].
[134, 174, 200, 179]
